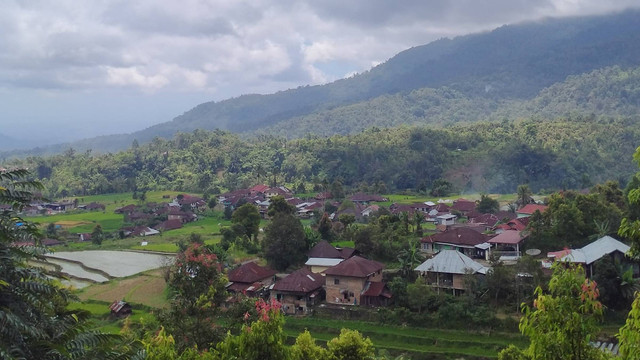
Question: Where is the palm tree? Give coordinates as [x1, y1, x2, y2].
[0, 169, 141, 359]
[397, 239, 425, 279]
[516, 184, 533, 208]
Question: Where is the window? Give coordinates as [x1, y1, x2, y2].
[334, 278, 340, 285]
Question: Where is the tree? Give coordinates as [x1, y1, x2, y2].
[232, 203, 261, 241]
[0, 169, 140, 359]
[397, 239, 424, 280]
[213, 299, 288, 360]
[262, 213, 307, 271]
[91, 224, 104, 245]
[413, 212, 423, 237]
[498, 264, 606, 360]
[317, 212, 334, 241]
[516, 184, 533, 208]
[430, 178, 453, 197]
[330, 180, 345, 200]
[617, 293, 640, 360]
[267, 196, 296, 217]
[161, 243, 228, 351]
[223, 205, 233, 220]
[290, 330, 328, 360]
[326, 329, 375, 360]
[476, 194, 499, 214]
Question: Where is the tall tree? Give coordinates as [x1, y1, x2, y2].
[516, 184, 533, 208]
[498, 264, 605, 360]
[231, 203, 261, 241]
[262, 213, 307, 271]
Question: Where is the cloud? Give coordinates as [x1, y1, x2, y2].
[1, 0, 639, 142]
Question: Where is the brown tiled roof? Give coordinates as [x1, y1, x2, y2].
[227, 262, 276, 284]
[250, 184, 270, 193]
[488, 230, 526, 245]
[156, 219, 183, 231]
[339, 247, 357, 259]
[469, 213, 500, 227]
[518, 204, 548, 215]
[421, 227, 490, 247]
[308, 240, 343, 259]
[361, 281, 392, 298]
[452, 199, 476, 212]
[323, 256, 384, 278]
[272, 268, 324, 294]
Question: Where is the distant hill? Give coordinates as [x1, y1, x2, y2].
[3, 9, 640, 156]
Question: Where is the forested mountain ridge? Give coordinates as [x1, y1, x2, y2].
[259, 65, 640, 138]
[133, 9, 640, 137]
[3, 9, 639, 156]
[6, 116, 640, 198]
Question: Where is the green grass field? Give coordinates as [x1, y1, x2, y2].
[284, 317, 527, 359]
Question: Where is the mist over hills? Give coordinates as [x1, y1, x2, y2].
[2, 9, 640, 157]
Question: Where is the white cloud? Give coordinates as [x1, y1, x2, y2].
[1, 0, 639, 141]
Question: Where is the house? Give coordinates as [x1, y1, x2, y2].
[305, 240, 348, 273]
[121, 226, 159, 237]
[415, 249, 488, 295]
[488, 230, 527, 260]
[360, 281, 392, 306]
[177, 194, 207, 211]
[271, 268, 325, 315]
[155, 219, 183, 231]
[314, 192, 332, 201]
[420, 227, 491, 259]
[323, 256, 385, 306]
[250, 184, 270, 196]
[265, 186, 293, 198]
[494, 217, 529, 233]
[436, 214, 457, 226]
[468, 213, 501, 229]
[168, 208, 197, 223]
[517, 204, 548, 218]
[547, 236, 638, 278]
[115, 204, 137, 214]
[109, 300, 132, 317]
[85, 202, 106, 211]
[451, 199, 476, 216]
[227, 262, 277, 297]
[361, 205, 380, 217]
[78, 233, 92, 242]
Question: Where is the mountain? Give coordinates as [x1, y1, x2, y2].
[128, 9, 640, 137]
[2, 9, 640, 156]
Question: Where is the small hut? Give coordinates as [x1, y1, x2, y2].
[109, 300, 132, 317]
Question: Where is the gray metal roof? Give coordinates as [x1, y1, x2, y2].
[414, 249, 488, 275]
[305, 257, 344, 267]
[562, 236, 630, 265]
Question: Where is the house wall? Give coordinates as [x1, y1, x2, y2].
[325, 272, 382, 306]
[308, 265, 332, 273]
[271, 292, 315, 315]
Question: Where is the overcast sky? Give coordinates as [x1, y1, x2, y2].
[1, 1, 639, 144]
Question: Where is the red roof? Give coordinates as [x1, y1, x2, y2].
[323, 256, 384, 278]
[272, 268, 324, 294]
[452, 199, 476, 212]
[250, 184, 270, 193]
[469, 213, 500, 227]
[421, 227, 489, 247]
[227, 262, 276, 284]
[518, 204, 548, 215]
[156, 219, 183, 231]
[308, 240, 343, 259]
[361, 281, 392, 298]
[488, 230, 526, 245]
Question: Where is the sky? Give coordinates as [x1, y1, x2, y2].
[1, 0, 639, 145]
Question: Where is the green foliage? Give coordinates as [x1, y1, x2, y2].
[617, 293, 640, 360]
[161, 243, 227, 351]
[476, 194, 499, 214]
[262, 213, 307, 271]
[213, 299, 288, 360]
[231, 203, 261, 241]
[501, 264, 606, 360]
[326, 328, 375, 360]
[267, 196, 296, 217]
[290, 330, 329, 360]
[0, 169, 140, 359]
